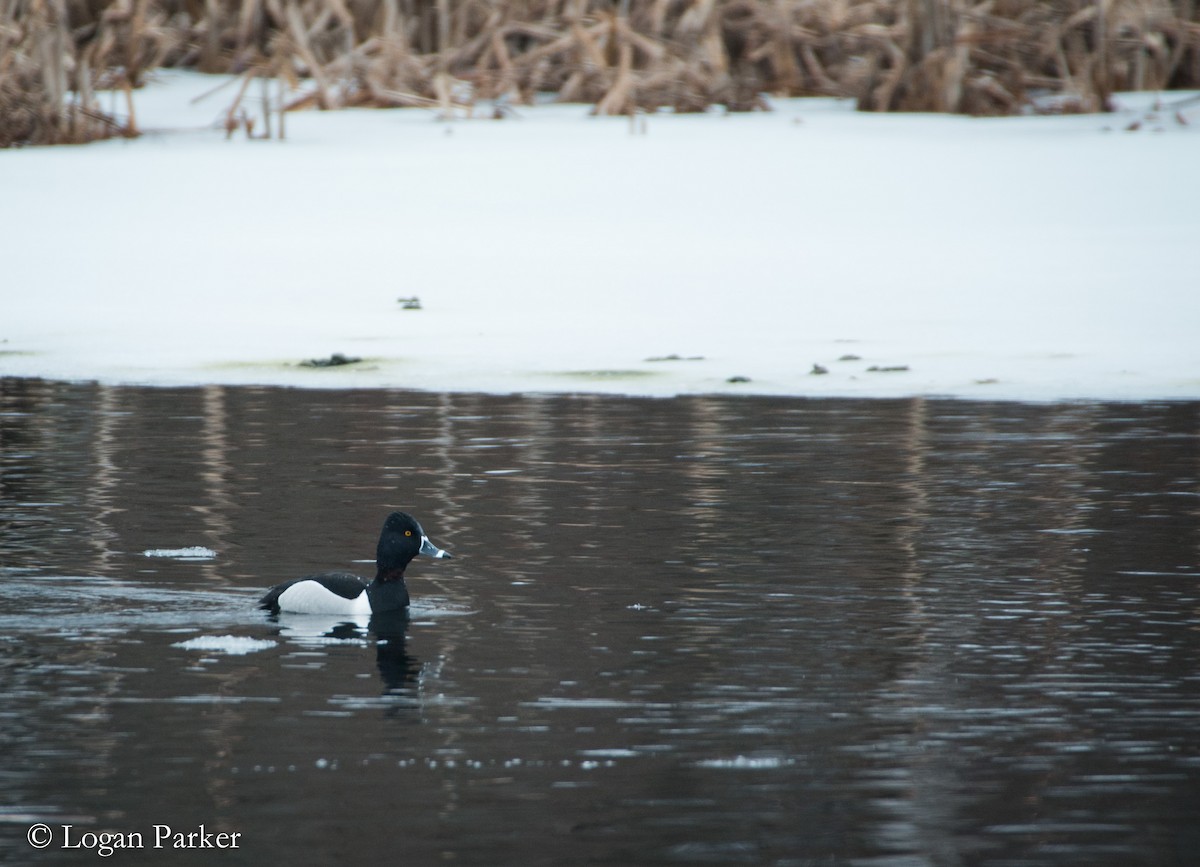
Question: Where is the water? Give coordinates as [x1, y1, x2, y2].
[1, 378, 1198, 866]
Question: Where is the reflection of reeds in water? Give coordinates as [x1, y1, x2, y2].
[4, 0, 1199, 146]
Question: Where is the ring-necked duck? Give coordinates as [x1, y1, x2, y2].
[259, 511, 452, 615]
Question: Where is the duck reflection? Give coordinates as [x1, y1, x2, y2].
[369, 611, 418, 693]
[267, 610, 419, 696]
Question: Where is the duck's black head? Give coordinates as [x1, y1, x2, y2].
[375, 511, 453, 580]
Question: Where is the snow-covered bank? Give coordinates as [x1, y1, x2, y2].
[3, 72, 1198, 402]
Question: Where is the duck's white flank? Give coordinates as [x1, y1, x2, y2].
[277, 580, 372, 615]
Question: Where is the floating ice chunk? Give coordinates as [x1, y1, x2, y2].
[173, 635, 276, 655]
[143, 546, 217, 560]
[578, 748, 639, 758]
[695, 755, 791, 769]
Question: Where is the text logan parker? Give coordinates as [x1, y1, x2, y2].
[39, 823, 240, 856]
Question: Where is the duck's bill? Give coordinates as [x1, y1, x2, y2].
[420, 536, 453, 559]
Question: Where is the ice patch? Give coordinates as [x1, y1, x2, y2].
[578, 748, 640, 758]
[173, 635, 276, 654]
[143, 546, 217, 560]
[694, 755, 793, 769]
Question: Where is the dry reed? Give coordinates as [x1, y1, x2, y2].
[3, 0, 1199, 147]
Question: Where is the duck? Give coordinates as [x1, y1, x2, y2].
[259, 511, 452, 615]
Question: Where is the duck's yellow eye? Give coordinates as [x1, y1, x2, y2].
[404, 530, 413, 536]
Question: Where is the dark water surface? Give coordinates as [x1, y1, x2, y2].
[2, 378, 1199, 866]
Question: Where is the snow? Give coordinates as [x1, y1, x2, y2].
[3, 70, 1198, 402]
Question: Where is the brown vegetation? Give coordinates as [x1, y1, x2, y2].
[3, 0, 1200, 146]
